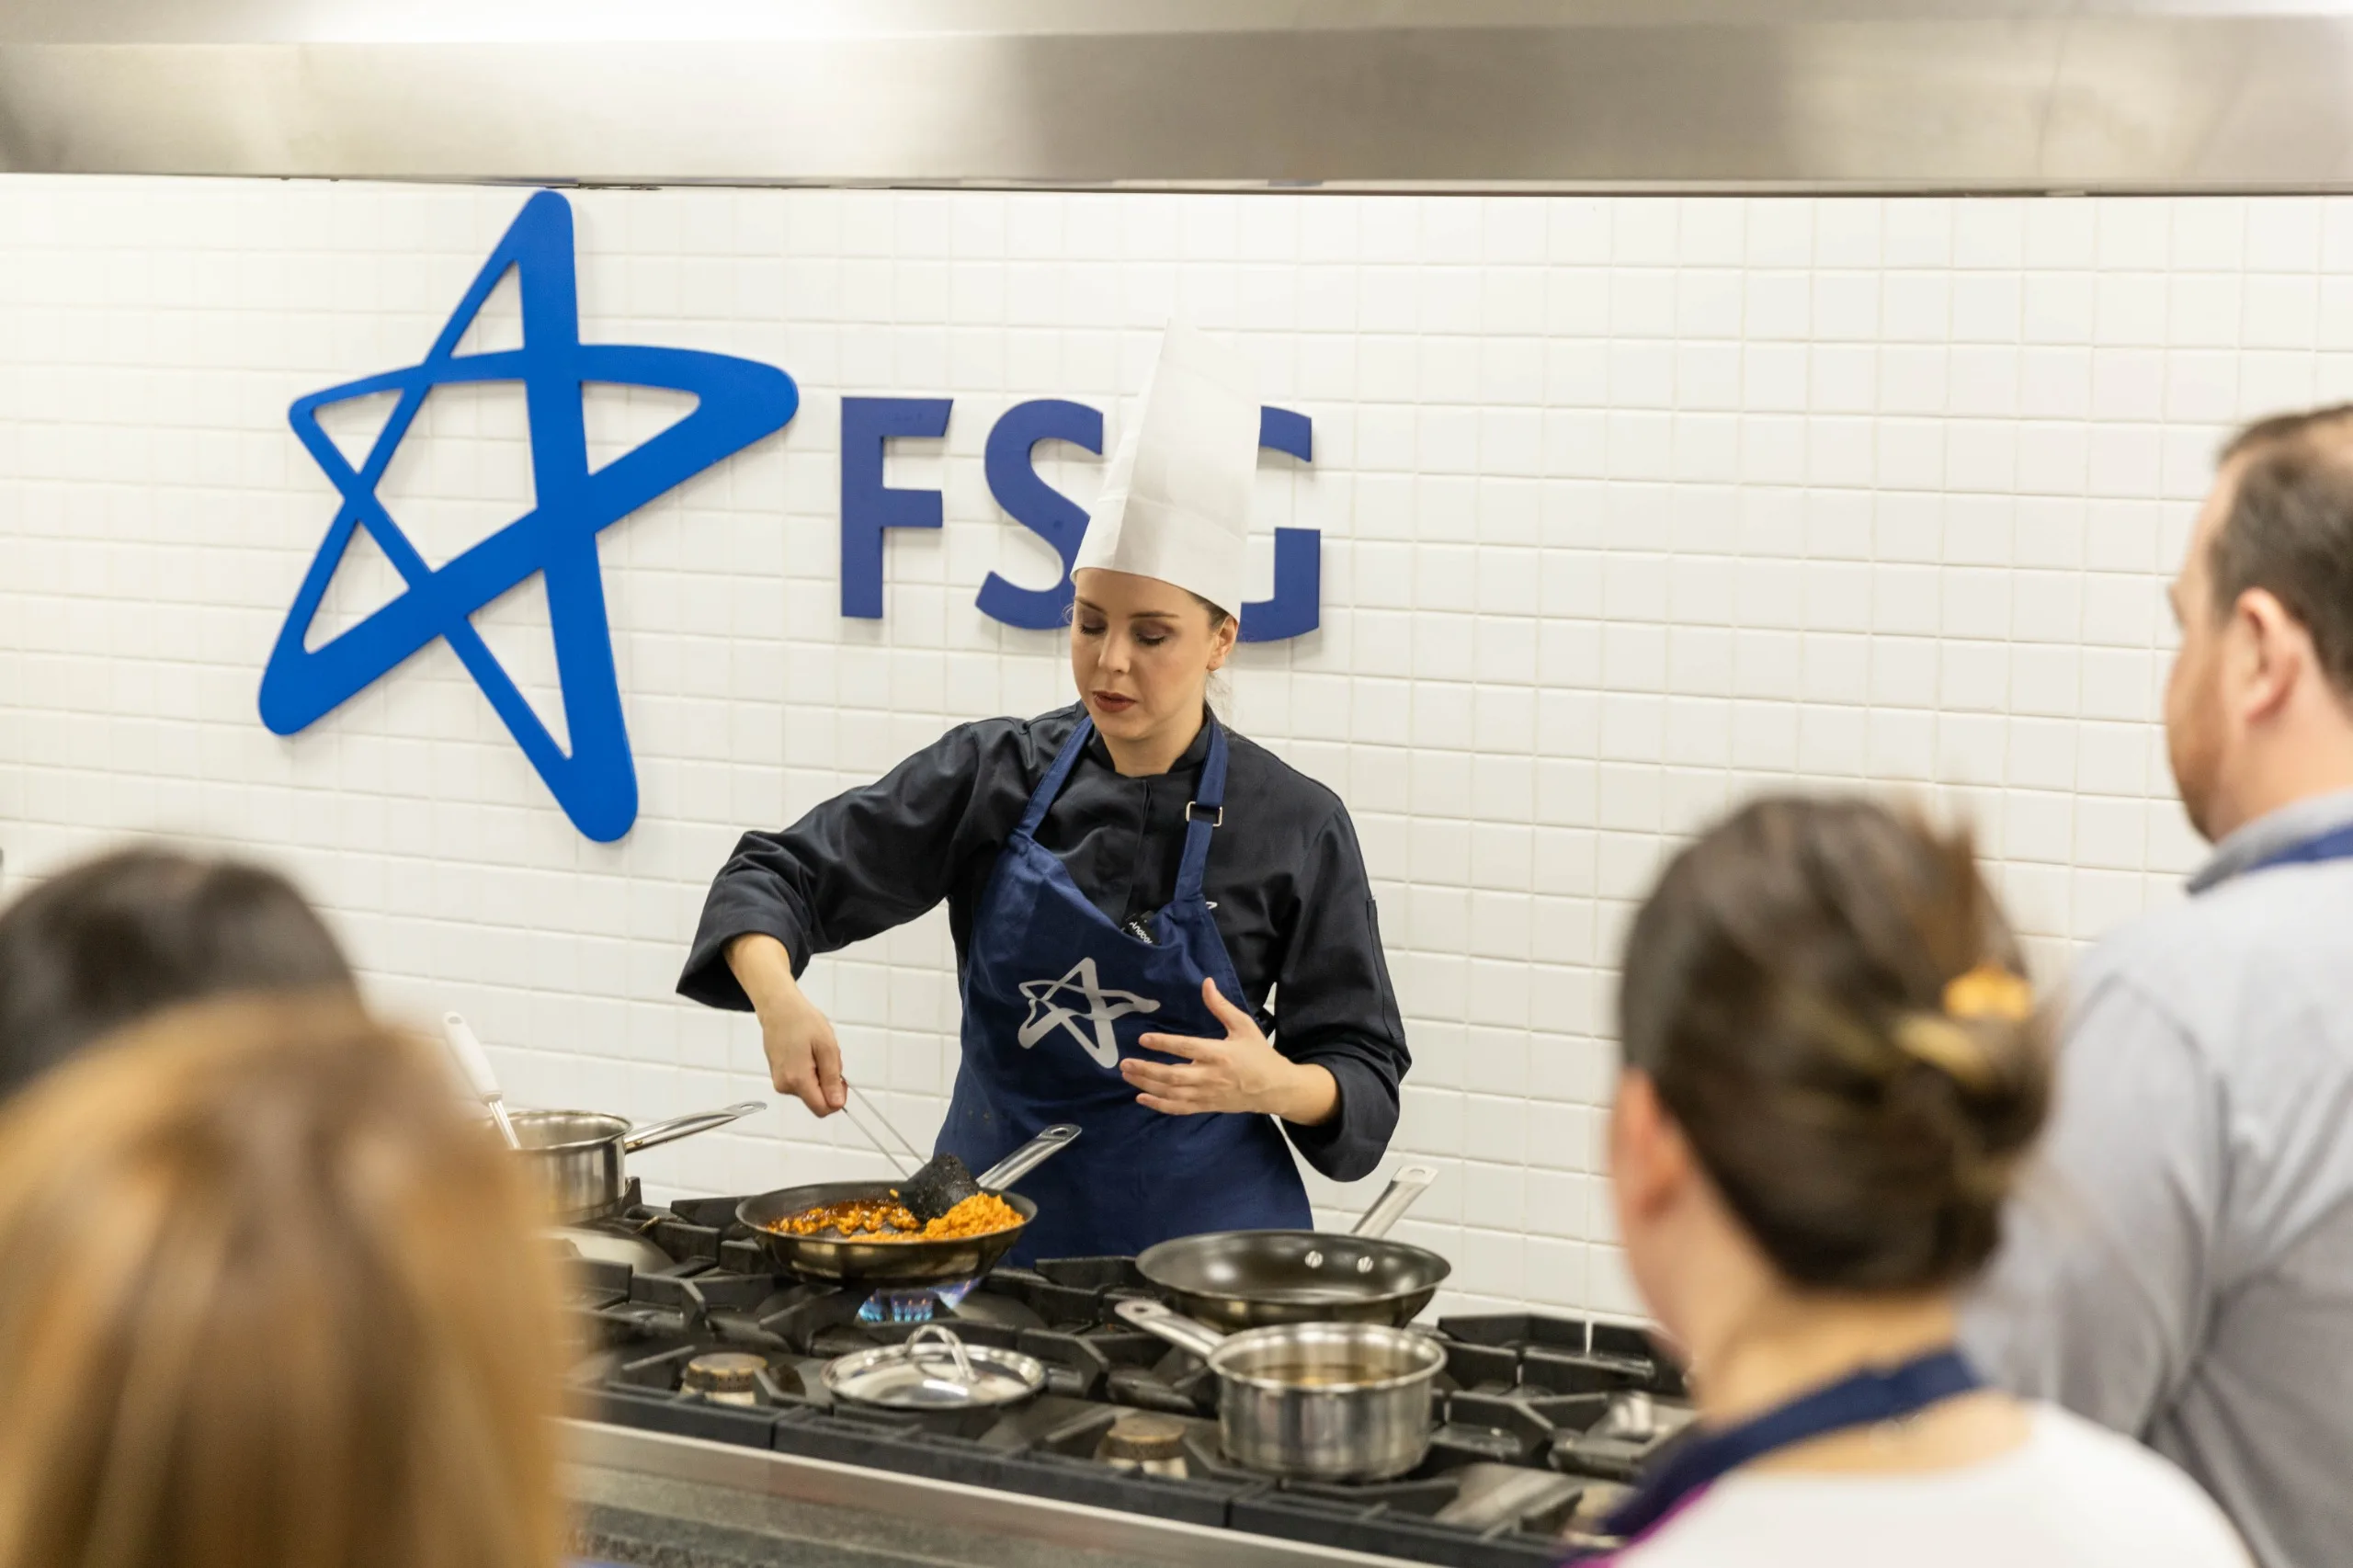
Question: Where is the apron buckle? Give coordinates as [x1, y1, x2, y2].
[1185, 801, 1223, 827]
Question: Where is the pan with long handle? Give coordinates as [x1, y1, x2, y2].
[513, 1101, 766, 1224]
[734, 1124, 1078, 1286]
[1133, 1164, 1448, 1331]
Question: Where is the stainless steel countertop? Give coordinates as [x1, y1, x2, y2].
[572, 1465, 1171, 1568]
[564, 1419, 1419, 1568]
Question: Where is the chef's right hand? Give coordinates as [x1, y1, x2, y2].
[725, 934, 847, 1117]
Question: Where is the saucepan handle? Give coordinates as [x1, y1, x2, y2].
[1348, 1164, 1438, 1240]
[976, 1123, 1082, 1189]
[622, 1100, 767, 1154]
[1115, 1297, 1228, 1359]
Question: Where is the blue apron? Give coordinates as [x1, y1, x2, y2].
[938, 714, 1313, 1264]
[1597, 1347, 1981, 1551]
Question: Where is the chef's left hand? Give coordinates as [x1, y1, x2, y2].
[1127, 979, 1339, 1125]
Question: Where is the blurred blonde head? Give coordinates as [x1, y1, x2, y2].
[0, 996, 566, 1568]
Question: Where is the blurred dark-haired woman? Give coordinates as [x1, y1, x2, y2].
[0, 845, 356, 1100]
[1594, 796, 2248, 1567]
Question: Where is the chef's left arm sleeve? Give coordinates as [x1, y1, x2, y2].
[1959, 973, 2224, 1437]
[1268, 808, 1411, 1183]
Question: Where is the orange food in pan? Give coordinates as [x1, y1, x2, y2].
[767, 1190, 1022, 1242]
[775, 1198, 920, 1236]
[919, 1192, 1022, 1239]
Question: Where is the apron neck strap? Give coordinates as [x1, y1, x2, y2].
[1013, 713, 1228, 865]
[1015, 717, 1097, 841]
[1603, 1346, 1981, 1546]
[1173, 719, 1229, 903]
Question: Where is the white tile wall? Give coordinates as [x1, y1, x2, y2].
[4, 177, 2340, 1319]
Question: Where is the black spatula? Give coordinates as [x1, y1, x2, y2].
[845, 1087, 1080, 1223]
[905, 1125, 1085, 1221]
[841, 1087, 983, 1222]
[899, 1152, 983, 1223]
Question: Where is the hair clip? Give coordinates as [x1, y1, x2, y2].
[1943, 962, 2033, 1023]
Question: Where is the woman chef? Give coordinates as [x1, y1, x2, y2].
[678, 324, 1410, 1262]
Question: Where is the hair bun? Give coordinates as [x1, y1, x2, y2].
[1616, 794, 2055, 1293]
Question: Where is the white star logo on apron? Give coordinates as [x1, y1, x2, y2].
[1016, 957, 1163, 1069]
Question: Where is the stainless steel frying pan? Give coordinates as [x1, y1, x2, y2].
[1134, 1164, 1448, 1330]
[735, 1124, 1077, 1286]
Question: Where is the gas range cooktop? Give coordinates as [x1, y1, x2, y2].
[563, 1194, 1694, 1568]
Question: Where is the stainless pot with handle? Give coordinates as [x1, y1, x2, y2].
[1116, 1298, 1445, 1481]
[515, 1102, 765, 1222]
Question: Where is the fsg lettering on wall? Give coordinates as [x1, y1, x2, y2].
[838, 395, 1321, 641]
[262, 190, 1324, 843]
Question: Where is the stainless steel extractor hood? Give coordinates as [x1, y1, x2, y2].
[6, 0, 2353, 191]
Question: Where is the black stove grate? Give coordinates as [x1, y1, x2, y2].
[563, 1198, 1690, 1568]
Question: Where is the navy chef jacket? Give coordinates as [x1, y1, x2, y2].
[677, 705, 1410, 1182]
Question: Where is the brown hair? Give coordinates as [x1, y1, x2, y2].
[2211, 403, 2353, 696]
[0, 997, 566, 1568]
[1188, 594, 1237, 718]
[1188, 591, 1235, 633]
[0, 846, 357, 1100]
[1617, 796, 2052, 1292]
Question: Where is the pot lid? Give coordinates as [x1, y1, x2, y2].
[823, 1326, 1044, 1411]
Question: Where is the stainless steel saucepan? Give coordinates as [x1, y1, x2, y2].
[513, 1102, 765, 1223]
[1134, 1164, 1448, 1330]
[1116, 1298, 1445, 1481]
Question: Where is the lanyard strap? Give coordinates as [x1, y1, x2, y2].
[1602, 1347, 1982, 1545]
[2236, 820, 2353, 880]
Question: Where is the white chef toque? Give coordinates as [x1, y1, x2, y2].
[1074, 321, 1260, 619]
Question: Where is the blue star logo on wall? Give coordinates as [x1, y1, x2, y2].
[259, 190, 797, 842]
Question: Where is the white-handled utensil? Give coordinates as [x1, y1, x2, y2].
[443, 1011, 522, 1150]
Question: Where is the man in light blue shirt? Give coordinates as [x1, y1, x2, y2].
[1965, 405, 2353, 1568]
